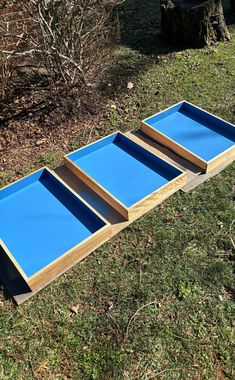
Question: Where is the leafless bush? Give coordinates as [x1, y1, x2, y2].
[0, 0, 124, 106]
[0, 54, 13, 101]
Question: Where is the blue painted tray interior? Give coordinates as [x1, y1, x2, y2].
[0, 169, 106, 278]
[67, 133, 182, 208]
[144, 102, 235, 161]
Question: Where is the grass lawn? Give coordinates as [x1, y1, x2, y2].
[0, 1, 235, 379]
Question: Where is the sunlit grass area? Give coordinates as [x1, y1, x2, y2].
[0, 1, 234, 379]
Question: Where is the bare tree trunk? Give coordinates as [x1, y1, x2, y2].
[161, 0, 230, 48]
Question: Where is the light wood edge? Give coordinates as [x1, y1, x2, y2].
[46, 167, 110, 226]
[185, 100, 235, 129]
[143, 99, 235, 132]
[0, 166, 46, 191]
[141, 121, 208, 171]
[142, 100, 185, 122]
[206, 145, 235, 173]
[1, 166, 111, 291]
[127, 132, 186, 174]
[142, 100, 235, 173]
[64, 157, 129, 220]
[65, 130, 120, 157]
[0, 239, 29, 283]
[28, 225, 111, 290]
[65, 131, 129, 220]
[129, 172, 187, 220]
[29, 175, 187, 288]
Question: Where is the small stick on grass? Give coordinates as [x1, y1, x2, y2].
[143, 365, 199, 379]
[230, 219, 235, 249]
[125, 300, 159, 339]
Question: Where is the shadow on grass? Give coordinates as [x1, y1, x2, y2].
[117, 0, 180, 55]
[99, 51, 150, 97]
[102, 0, 235, 98]
[0, 245, 31, 304]
[117, 0, 234, 53]
[223, 0, 235, 25]
[100, 0, 182, 97]
[117, 0, 160, 55]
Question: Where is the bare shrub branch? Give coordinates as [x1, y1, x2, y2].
[0, 0, 124, 104]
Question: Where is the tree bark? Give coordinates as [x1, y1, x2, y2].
[160, 0, 230, 48]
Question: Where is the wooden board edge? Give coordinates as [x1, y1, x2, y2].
[141, 121, 208, 171]
[47, 167, 110, 227]
[127, 132, 186, 174]
[184, 100, 235, 129]
[128, 172, 187, 221]
[206, 145, 235, 173]
[142, 101, 184, 123]
[64, 157, 129, 220]
[0, 166, 46, 192]
[65, 131, 120, 159]
[181, 157, 234, 192]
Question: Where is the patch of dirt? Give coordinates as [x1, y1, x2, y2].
[0, 86, 108, 185]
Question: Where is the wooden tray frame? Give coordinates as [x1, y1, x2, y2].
[64, 131, 187, 221]
[0, 167, 111, 291]
[141, 101, 235, 173]
[1, 131, 234, 304]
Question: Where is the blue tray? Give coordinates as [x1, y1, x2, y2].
[142, 101, 235, 172]
[65, 132, 186, 220]
[0, 168, 109, 290]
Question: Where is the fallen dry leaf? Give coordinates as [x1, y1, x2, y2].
[36, 138, 46, 146]
[70, 304, 80, 315]
[127, 81, 134, 90]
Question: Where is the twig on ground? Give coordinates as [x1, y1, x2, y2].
[230, 219, 235, 249]
[107, 312, 121, 332]
[27, 346, 36, 379]
[125, 300, 159, 339]
[86, 125, 95, 144]
[142, 365, 199, 379]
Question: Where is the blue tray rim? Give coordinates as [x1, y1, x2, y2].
[0, 167, 110, 285]
[142, 100, 235, 165]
